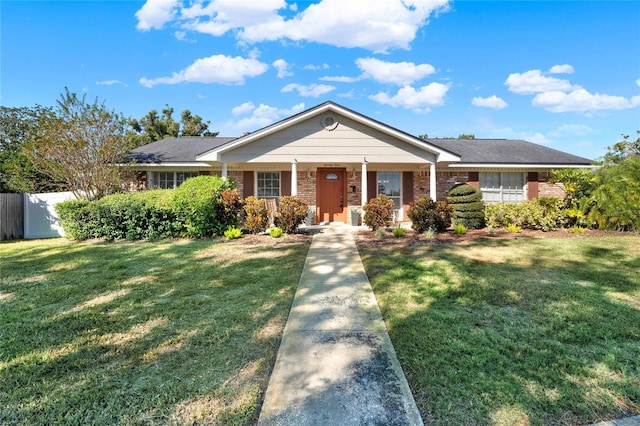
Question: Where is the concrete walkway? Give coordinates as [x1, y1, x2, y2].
[258, 225, 423, 426]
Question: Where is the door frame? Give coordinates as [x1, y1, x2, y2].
[316, 167, 348, 223]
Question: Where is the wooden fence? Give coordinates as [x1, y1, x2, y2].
[0, 193, 24, 241]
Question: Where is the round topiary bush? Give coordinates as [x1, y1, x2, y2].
[446, 183, 485, 229]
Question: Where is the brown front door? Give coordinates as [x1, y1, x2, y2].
[316, 168, 347, 223]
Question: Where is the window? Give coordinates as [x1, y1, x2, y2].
[480, 172, 525, 203]
[149, 171, 199, 189]
[257, 172, 280, 199]
[377, 172, 401, 209]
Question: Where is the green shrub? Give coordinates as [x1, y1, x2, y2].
[363, 194, 394, 230]
[213, 189, 242, 235]
[407, 198, 452, 233]
[392, 227, 405, 238]
[275, 196, 309, 233]
[453, 223, 467, 234]
[447, 183, 485, 229]
[571, 226, 587, 234]
[55, 190, 181, 241]
[224, 226, 242, 239]
[485, 197, 566, 231]
[422, 228, 437, 239]
[243, 196, 269, 234]
[375, 227, 387, 239]
[55, 199, 97, 240]
[586, 156, 640, 232]
[506, 223, 522, 233]
[170, 176, 237, 238]
[269, 227, 283, 238]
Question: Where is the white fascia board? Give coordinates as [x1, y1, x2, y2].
[122, 163, 213, 168]
[447, 163, 596, 169]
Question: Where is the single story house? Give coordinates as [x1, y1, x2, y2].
[125, 101, 593, 224]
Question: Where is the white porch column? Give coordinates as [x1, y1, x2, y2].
[221, 162, 228, 180]
[430, 162, 436, 201]
[361, 159, 368, 206]
[291, 159, 298, 196]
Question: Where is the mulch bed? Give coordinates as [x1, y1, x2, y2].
[353, 227, 627, 249]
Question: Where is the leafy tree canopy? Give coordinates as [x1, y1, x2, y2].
[129, 105, 218, 146]
[23, 88, 134, 200]
[458, 134, 476, 140]
[0, 106, 61, 192]
[602, 131, 639, 166]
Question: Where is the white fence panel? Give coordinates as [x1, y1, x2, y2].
[24, 192, 77, 239]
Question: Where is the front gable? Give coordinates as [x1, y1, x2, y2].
[196, 102, 460, 165]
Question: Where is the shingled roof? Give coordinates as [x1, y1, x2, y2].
[126, 137, 236, 164]
[426, 138, 592, 165]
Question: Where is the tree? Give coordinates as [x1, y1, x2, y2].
[0, 106, 59, 192]
[458, 134, 476, 140]
[180, 109, 217, 137]
[602, 131, 639, 166]
[24, 88, 134, 200]
[129, 105, 218, 145]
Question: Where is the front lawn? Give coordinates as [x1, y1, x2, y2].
[358, 234, 640, 425]
[0, 237, 310, 425]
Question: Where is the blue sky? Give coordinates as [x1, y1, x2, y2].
[2, 0, 639, 160]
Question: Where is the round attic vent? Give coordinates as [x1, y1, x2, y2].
[322, 115, 338, 131]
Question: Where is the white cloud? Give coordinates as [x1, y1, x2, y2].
[135, 0, 451, 52]
[532, 89, 640, 113]
[136, 0, 179, 31]
[548, 124, 593, 137]
[505, 69, 577, 95]
[636, 78, 640, 87]
[139, 54, 268, 87]
[471, 95, 507, 109]
[304, 63, 330, 70]
[506, 66, 640, 114]
[369, 83, 449, 111]
[232, 101, 256, 116]
[272, 59, 293, 78]
[356, 57, 435, 85]
[549, 64, 574, 74]
[319, 76, 360, 83]
[96, 80, 127, 87]
[231, 102, 305, 130]
[281, 83, 335, 97]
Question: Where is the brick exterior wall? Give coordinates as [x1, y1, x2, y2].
[297, 171, 316, 206]
[538, 172, 565, 198]
[412, 172, 430, 200]
[436, 171, 469, 200]
[227, 170, 243, 197]
[347, 171, 361, 207]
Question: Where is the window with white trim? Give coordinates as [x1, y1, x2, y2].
[377, 172, 401, 209]
[149, 171, 199, 189]
[480, 172, 526, 203]
[257, 172, 280, 199]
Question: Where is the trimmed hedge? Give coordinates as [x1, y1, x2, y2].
[447, 183, 485, 229]
[55, 176, 241, 241]
[485, 197, 567, 231]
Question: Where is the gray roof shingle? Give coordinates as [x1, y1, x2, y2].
[126, 137, 236, 163]
[425, 138, 592, 165]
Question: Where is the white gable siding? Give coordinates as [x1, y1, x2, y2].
[219, 114, 437, 164]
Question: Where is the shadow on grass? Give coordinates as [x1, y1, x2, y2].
[0, 237, 310, 425]
[358, 236, 640, 425]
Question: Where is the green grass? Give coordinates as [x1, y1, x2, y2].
[358, 235, 640, 425]
[0, 237, 309, 425]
